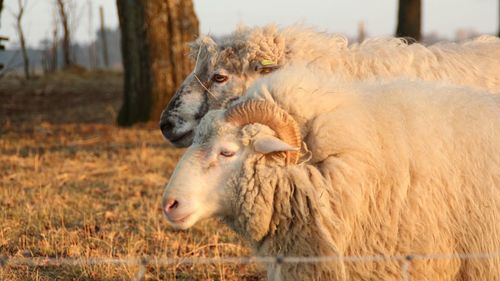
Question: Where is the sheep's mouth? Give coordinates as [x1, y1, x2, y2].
[166, 212, 193, 229]
[168, 130, 194, 148]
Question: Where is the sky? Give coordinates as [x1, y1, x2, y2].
[0, 0, 498, 49]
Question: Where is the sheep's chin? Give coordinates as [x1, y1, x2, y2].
[166, 211, 200, 230]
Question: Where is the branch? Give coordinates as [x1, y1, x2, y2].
[16, 0, 24, 20]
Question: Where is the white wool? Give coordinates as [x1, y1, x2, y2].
[164, 66, 500, 280]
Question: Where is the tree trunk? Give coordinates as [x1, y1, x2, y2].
[18, 19, 29, 79]
[51, 19, 58, 72]
[116, 0, 199, 126]
[16, 0, 29, 79]
[99, 6, 109, 68]
[87, 0, 96, 69]
[116, 0, 151, 125]
[0, 0, 7, 71]
[57, 0, 72, 67]
[0, 0, 4, 27]
[396, 0, 421, 41]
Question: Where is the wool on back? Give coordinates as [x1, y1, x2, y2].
[240, 68, 500, 280]
[241, 24, 500, 93]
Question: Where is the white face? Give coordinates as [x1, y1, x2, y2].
[161, 116, 298, 230]
[161, 137, 246, 229]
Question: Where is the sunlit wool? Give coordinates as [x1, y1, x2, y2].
[160, 23, 500, 147]
[163, 67, 500, 281]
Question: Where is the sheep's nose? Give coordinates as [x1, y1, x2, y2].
[163, 198, 179, 215]
[160, 118, 175, 140]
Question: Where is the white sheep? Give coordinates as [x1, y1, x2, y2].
[161, 67, 500, 281]
[159, 24, 500, 147]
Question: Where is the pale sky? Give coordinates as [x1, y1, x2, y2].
[1, 0, 498, 48]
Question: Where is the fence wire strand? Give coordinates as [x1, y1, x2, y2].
[1, 252, 500, 281]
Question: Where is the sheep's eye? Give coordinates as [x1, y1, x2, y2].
[219, 150, 235, 157]
[259, 68, 273, 74]
[212, 74, 228, 83]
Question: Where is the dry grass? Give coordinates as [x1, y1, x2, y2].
[0, 72, 264, 280]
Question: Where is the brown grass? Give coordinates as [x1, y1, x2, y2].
[0, 72, 264, 280]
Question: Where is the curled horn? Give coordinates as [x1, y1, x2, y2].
[225, 100, 301, 165]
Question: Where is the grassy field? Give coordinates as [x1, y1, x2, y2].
[0, 72, 263, 280]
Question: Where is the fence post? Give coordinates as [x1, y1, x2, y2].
[273, 256, 284, 281]
[401, 255, 413, 281]
[134, 257, 147, 281]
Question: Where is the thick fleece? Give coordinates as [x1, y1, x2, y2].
[240, 25, 500, 91]
[201, 69, 500, 280]
[160, 24, 500, 147]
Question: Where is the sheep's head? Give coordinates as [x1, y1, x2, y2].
[159, 25, 285, 147]
[161, 100, 300, 237]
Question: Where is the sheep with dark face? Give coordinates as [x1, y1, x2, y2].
[159, 24, 500, 147]
[161, 68, 500, 281]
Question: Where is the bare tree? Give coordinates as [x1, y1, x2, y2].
[50, 7, 58, 72]
[99, 6, 109, 68]
[0, 0, 4, 26]
[56, 0, 72, 67]
[87, 0, 97, 69]
[40, 38, 51, 73]
[116, 0, 199, 125]
[0, 37, 7, 71]
[396, 0, 421, 41]
[0, 0, 6, 67]
[70, 1, 84, 66]
[13, 0, 30, 79]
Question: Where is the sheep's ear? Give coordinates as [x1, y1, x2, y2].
[189, 36, 217, 59]
[253, 136, 299, 154]
[253, 60, 281, 75]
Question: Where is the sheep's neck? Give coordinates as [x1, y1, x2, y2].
[223, 157, 347, 280]
[225, 154, 342, 256]
[257, 166, 339, 257]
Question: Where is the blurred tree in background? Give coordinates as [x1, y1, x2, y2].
[0, 0, 4, 25]
[0, 0, 4, 71]
[396, 0, 421, 41]
[14, 0, 30, 79]
[116, 0, 199, 126]
[56, 0, 72, 68]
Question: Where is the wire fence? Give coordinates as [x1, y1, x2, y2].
[1, 252, 500, 281]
